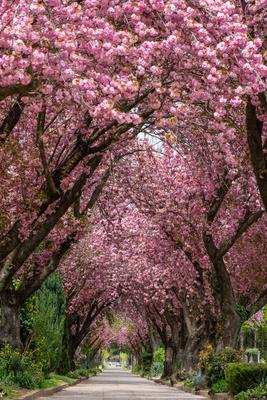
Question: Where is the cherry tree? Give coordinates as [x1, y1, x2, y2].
[59, 219, 127, 366]
[0, 0, 163, 347]
[91, 199, 190, 375]
[62, 155, 266, 373]
[96, 135, 267, 372]
[0, 0, 266, 351]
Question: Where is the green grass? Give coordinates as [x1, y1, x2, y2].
[38, 377, 64, 389]
[5, 369, 99, 398]
[0, 384, 22, 399]
[38, 373, 77, 389]
[50, 374, 76, 384]
[4, 374, 76, 398]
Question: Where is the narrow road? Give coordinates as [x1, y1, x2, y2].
[38, 367, 206, 400]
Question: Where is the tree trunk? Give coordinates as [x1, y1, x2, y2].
[132, 350, 143, 372]
[183, 336, 204, 371]
[181, 305, 206, 371]
[162, 307, 183, 380]
[68, 335, 78, 370]
[203, 234, 241, 351]
[246, 96, 267, 212]
[0, 293, 21, 349]
[162, 344, 174, 378]
[150, 332, 161, 353]
[162, 343, 180, 379]
[215, 310, 241, 352]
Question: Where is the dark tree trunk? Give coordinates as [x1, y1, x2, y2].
[150, 332, 161, 353]
[215, 311, 241, 351]
[0, 293, 21, 349]
[162, 328, 182, 380]
[59, 316, 79, 371]
[67, 325, 88, 370]
[68, 335, 78, 370]
[203, 233, 242, 351]
[68, 350, 76, 370]
[182, 336, 205, 371]
[163, 343, 185, 384]
[162, 344, 177, 378]
[246, 96, 267, 212]
[132, 350, 143, 372]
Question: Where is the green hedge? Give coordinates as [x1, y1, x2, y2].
[150, 362, 164, 377]
[234, 384, 267, 400]
[225, 363, 267, 395]
[209, 379, 229, 394]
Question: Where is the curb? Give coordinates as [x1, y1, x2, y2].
[177, 386, 232, 400]
[212, 394, 232, 400]
[15, 377, 88, 400]
[149, 377, 232, 400]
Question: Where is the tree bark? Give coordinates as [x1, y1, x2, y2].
[162, 341, 182, 380]
[246, 96, 267, 212]
[162, 343, 174, 378]
[0, 293, 21, 349]
[182, 322, 210, 370]
[203, 232, 241, 351]
[215, 311, 241, 351]
[68, 337, 77, 371]
[58, 324, 84, 372]
[162, 317, 181, 379]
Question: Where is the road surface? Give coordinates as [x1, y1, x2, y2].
[37, 368, 205, 400]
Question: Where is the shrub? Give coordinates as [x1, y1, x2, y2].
[16, 370, 39, 389]
[50, 374, 75, 384]
[0, 344, 20, 385]
[225, 363, 267, 395]
[153, 348, 165, 363]
[199, 344, 243, 386]
[132, 366, 142, 375]
[67, 368, 99, 379]
[0, 384, 17, 398]
[234, 384, 267, 400]
[150, 362, 164, 377]
[142, 349, 153, 375]
[210, 379, 229, 394]
[89, 367, 101, 375]
[0, 343, 43, 389]
[31, 273, 66, 374]
[67, 370, 83, 379]
[184, 377, 195, 388]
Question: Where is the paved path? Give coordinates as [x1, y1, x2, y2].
[37, 367, 206, 400]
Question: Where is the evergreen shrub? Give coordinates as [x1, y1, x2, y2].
[225, 363, 267, 395]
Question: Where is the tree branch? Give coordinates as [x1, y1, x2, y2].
[36, 107, 59, 198]
[15, 234, 75, 304]
[73, 159, 117, 218]
[0, 80, 37, 102]
[206, 174, 232, 224]
[246, 96, 267, 212]
[218, 210, 264, 257]
[0, 96, 25, 144]
[0, 157, 101, 290]
[246, 288, 267, 318]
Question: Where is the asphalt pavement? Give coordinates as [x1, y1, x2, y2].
[37, 367, 206, 400]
